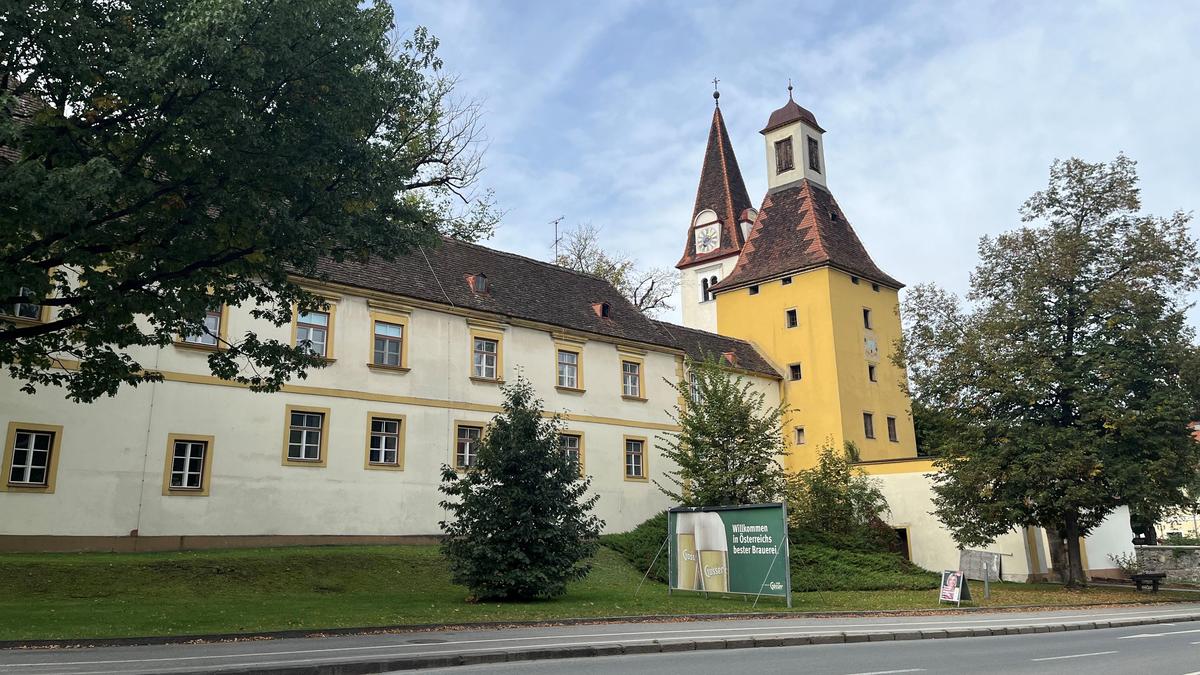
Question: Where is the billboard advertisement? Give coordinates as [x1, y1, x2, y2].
[668, 503, 791, 605]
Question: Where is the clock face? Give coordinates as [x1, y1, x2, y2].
[695, 224, 720, 254]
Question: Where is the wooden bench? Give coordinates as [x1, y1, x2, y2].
[1131, 572, 1167, 592]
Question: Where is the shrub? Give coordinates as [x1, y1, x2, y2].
[439, 377, 604, 600]
[786, 442, 894, 552]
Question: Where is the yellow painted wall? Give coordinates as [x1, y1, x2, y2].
[715, 266, 917, 470]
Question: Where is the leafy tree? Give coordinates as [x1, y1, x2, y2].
[656, 357, 788, 506]
[0, 1, 496, 402]
[438, 377, 603, 601]
[554, 222, 678, 316]
[898, 155, 1200, 587]
[785, 442, 891, 548]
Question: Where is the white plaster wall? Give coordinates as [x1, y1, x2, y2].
[1, 290, 781, 540]
[762, 120, 826, 191]
[873, 470, 1033, 580]
[1083, 506, 1134, 572]
[680, 257, 738, 333]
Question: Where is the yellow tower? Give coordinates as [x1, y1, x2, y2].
[700, 89, 918, 469]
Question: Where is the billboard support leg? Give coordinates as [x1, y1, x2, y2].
[637, 536, 669, 596]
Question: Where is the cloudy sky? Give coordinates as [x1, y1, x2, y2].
[390, 0, 1200, 325]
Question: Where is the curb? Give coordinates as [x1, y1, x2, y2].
[2, 598, 1191, 651]
[152, 611, 1200, 674]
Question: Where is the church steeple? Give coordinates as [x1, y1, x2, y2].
[676, 99, 754, 270]
[677, 92, 757, 332]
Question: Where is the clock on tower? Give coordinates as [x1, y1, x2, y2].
[695, 224, 720, 254]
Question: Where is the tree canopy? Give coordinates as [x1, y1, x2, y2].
[553, 222, 678, 317]
[1, 0, 496, 402]
[656, 357, 788, 506]
[899, 154, 1200, 586]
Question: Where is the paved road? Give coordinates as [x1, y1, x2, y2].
[428, 619, 1200, 675]
[1, 604, 1198, 674]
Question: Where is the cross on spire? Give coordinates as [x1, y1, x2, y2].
[787, 78, 793, 100]
[712, 76, 720, 104]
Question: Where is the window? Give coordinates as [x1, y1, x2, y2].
[164, 436, 213, 495]
[749, 285, 759, 295]
[807, 135, 821, 173]
[296, 310, 330, 357]
[785, 309, 798, 328]
[851, 276, 860, 284]
[283, 406, 329, 466]
[872, 283, 881, 292]
[793, 427, 806, 445]
[688, 371, 702, 404]
[2, 422, 63, 493]
[182, 307, 223, 347]
[1, 287, 41, 321]
[887, 416, 899, 443]
[789, 363, 802, 381]
[473, 337, 499, 380]
[863, 412, 875, 439]
[559, 433, 583, 474]
[781, 277, 792, 285]
[622, 359, 643, 398]
[624, 437, 647, 480]
[863, 308, 872, 329]
[469, 274, 488, 293]
[455, 424, 483, 469]
[373, 321, 403, 367]
[8, 430, 53, 486]
[362, 415, 408, 470]
[774, 136, 794, 173]
[868, 364, 877, 382]
[557, 349, 579, 389]
[701, 277, 711, 302]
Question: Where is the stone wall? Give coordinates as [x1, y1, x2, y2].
[1135, 546, 1200, 583]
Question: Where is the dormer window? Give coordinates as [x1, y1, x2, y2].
[467, 274, 488, 293]
[722, 351, 737, 367]
[592, 302, 611, 319]
[807, 136, 821, 173]
[774, 137, 794, 174]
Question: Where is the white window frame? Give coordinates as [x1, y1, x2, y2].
[557, 349, 578, 389]
[473, 337, 498, 380]
[169, 439, 208, 490]
[8, 430, 53, 486]
[288, 411, 325, 461]
[296, 310, 330, 357]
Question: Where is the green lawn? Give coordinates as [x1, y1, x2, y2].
[0, 545, 1192, 641]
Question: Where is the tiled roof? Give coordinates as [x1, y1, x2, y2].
[712, 179, 903, 292]
[677, 105, 754, 269]
[653, 320, 779, 378]
[760, 97, 825, 134]
[309, 237, 780, 377]
[0, 89, 46, 164]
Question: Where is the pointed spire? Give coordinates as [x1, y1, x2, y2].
[677, 98, 754, 268]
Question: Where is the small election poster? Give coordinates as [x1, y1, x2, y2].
[938, 570, 972, 605]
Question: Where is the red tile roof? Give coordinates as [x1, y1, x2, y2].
[712, 179, 903, 292]
[761, 97, 825, 135]
[677, 105, 754, 269]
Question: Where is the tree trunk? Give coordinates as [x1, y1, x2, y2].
[1063, 512, 1088, 588]
[1044, 526, 1070, 584]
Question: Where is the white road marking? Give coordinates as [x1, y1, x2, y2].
[845, 670, 926, 675]
[2, 610, 1197, 671]
[1117, 628, 1200, 639]
[1030, 650, 1118, 662]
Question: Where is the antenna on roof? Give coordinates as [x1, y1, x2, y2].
[550, 215, 565, 262]
[712, 76, 720, 105]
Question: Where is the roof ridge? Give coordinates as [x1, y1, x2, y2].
[440, 236, 616, 287]
[652, 319, 755, 346]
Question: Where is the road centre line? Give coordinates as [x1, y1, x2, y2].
[5, 611, 1198, 671]
[845, 670, 926, 675]
[1030, 650, 1118, 661]
[1117, 628, 1200, 639]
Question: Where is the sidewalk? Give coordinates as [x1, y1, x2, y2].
[2, 603, 1199, 674]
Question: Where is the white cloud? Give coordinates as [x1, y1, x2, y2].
[391, 0, 1200, 325]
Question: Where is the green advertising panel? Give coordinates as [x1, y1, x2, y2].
[668, 503, 791, 605]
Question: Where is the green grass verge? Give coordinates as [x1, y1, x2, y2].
[0, 545, 1191, 641]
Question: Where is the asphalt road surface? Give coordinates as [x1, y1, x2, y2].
[426, 619, 1200, 675]
[2, 604, 1198, 674]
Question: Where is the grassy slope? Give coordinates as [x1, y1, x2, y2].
[0, 545, 1191, 640]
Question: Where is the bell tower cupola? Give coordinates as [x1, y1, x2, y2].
[761, 82, 827, 192]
